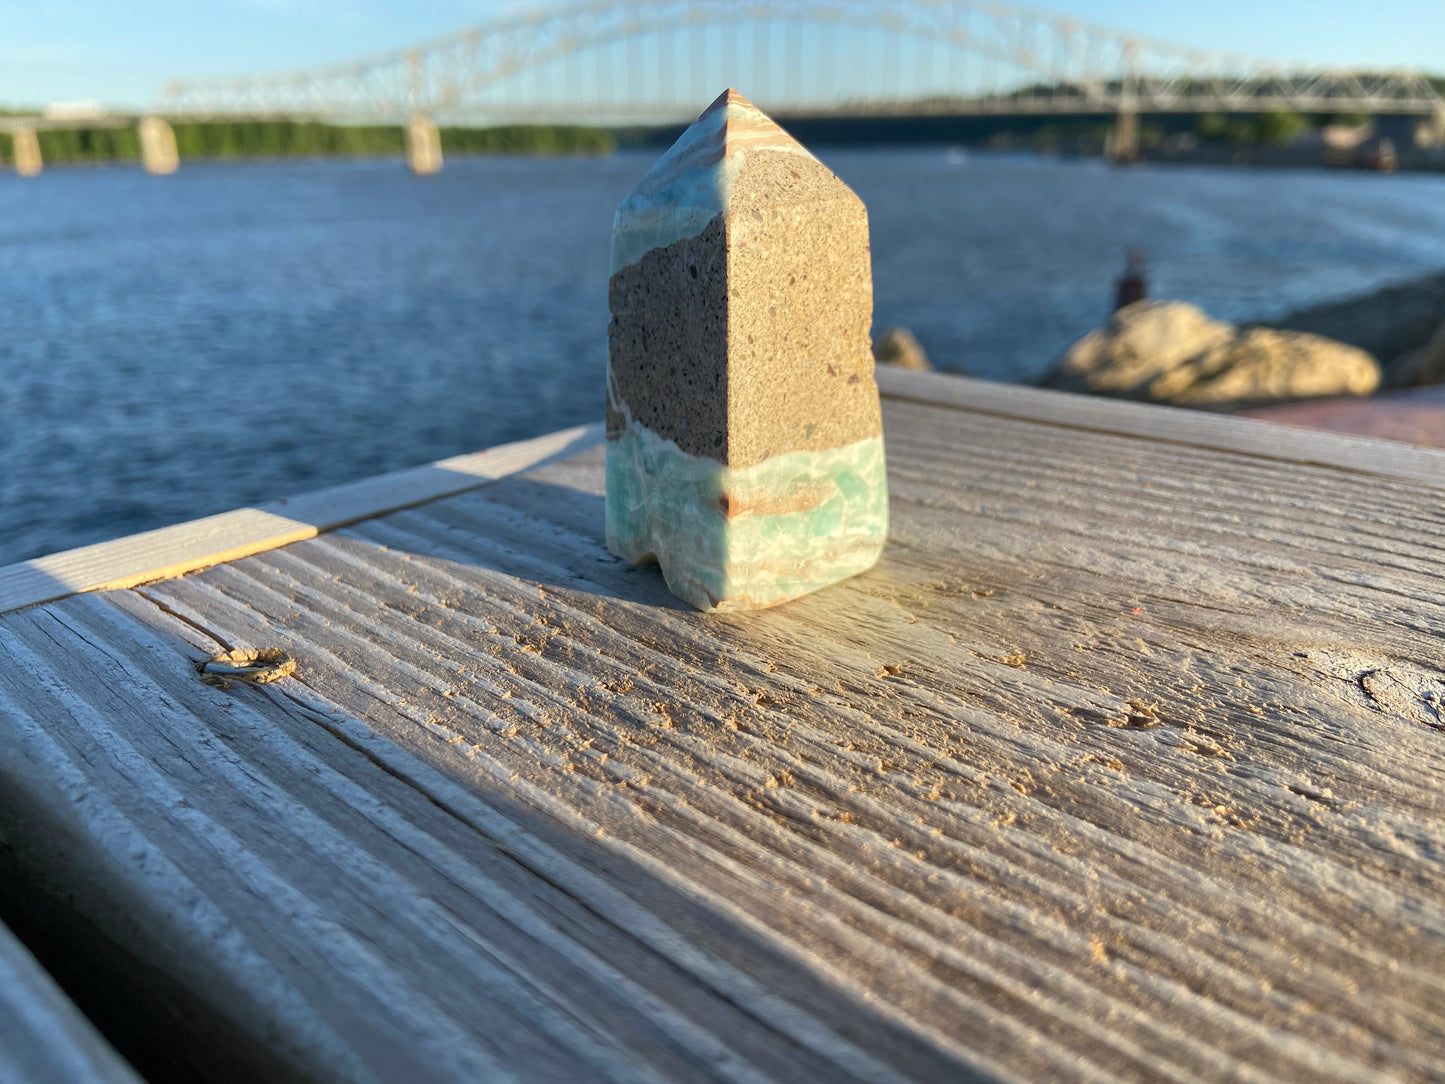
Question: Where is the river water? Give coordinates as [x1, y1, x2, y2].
[4, 149, 1445, 565]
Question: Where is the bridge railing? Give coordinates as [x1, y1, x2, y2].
[153, 0, 1444, 125]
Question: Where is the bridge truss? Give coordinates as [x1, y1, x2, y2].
[156, 0, 1445, 124]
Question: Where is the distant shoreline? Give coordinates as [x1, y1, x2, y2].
[0, 120, 616, 168]
[7, 111, 1445, 172]
[1133, 143, 1445, 174]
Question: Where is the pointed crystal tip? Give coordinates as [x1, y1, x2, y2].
[700, 88, 755, 119]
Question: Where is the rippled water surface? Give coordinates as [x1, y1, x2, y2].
[4, 149, 1445, 564]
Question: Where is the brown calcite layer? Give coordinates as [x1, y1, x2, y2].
[607, 215, 730, 459]
[724, 149, 880, 467]
[607, 149, 881, 469]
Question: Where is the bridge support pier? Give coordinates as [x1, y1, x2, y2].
[1424, 107, 1445, 148]
[138, 117, 179, 175]
[405, 114, 443, 175]
[12, 127, 42, 177]
[1105, 108, 1139, 164]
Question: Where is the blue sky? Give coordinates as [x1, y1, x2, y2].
[1, 0, 1440, 110]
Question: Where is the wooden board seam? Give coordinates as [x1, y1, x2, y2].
[0, 424, 604, 617]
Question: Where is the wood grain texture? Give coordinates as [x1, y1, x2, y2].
[0, 918, 142, 1084]
[0, 424, 602, 616]
[0, 382, 1442, 1082]
[876, 367, 1445, 485]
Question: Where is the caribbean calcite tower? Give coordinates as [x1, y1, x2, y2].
[606, 89, 888, 612]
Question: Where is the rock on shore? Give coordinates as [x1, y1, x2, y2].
[1149, 327, 1380, 405]
[1046, 302, 1232, 397]
[1269, 270, 1445, 383]
[871, 327, 933, 371]
[1383, 319, 1445, 388]
[1044, 301, 1381, 408]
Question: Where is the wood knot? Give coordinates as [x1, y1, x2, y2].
[198, 648, 296, 689]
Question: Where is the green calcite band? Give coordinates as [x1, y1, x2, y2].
[606, 421, 888, 612]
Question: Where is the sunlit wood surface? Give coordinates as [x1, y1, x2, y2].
[1, 369, 1442, 1083]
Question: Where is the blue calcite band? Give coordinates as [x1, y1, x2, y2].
[606, 420, 888, 612]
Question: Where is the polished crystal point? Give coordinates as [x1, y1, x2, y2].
[605, 89, 888, 612]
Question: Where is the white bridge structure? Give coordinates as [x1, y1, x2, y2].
[154, 0, 1445, 124]
[8, 0, 1445, 174]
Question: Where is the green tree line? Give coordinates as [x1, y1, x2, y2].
[1194, 112, 1311, 145]
[0, 119, 616, 165]
[1192, 111, 1391, 146]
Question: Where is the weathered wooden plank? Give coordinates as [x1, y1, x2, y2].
[0, 592, 960, 1084]
[0, 388, 1442, 1082]
[0, 424, 602, 616]
[0, 917, 142, 1084]
[10, 367, 1438, 620]
[875, 367, 1445, 485]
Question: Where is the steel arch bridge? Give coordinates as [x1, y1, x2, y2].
[156, 0, 1445, 125]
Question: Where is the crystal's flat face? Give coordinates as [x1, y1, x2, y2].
[723, 149, 880, 467]
[606, 90, 888, 612]
[607, 214, 730, 459]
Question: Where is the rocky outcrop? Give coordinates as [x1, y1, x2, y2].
[1046, 302, 1233, 397]
[872, 327, 933, 371]
[1043, 301, 1381, 408]
[1271, 271, 1445, 365]
[1415, 321, 1445, 384]
[1149, 328, 1380, 405]
[1382, 319, 1445, 389]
